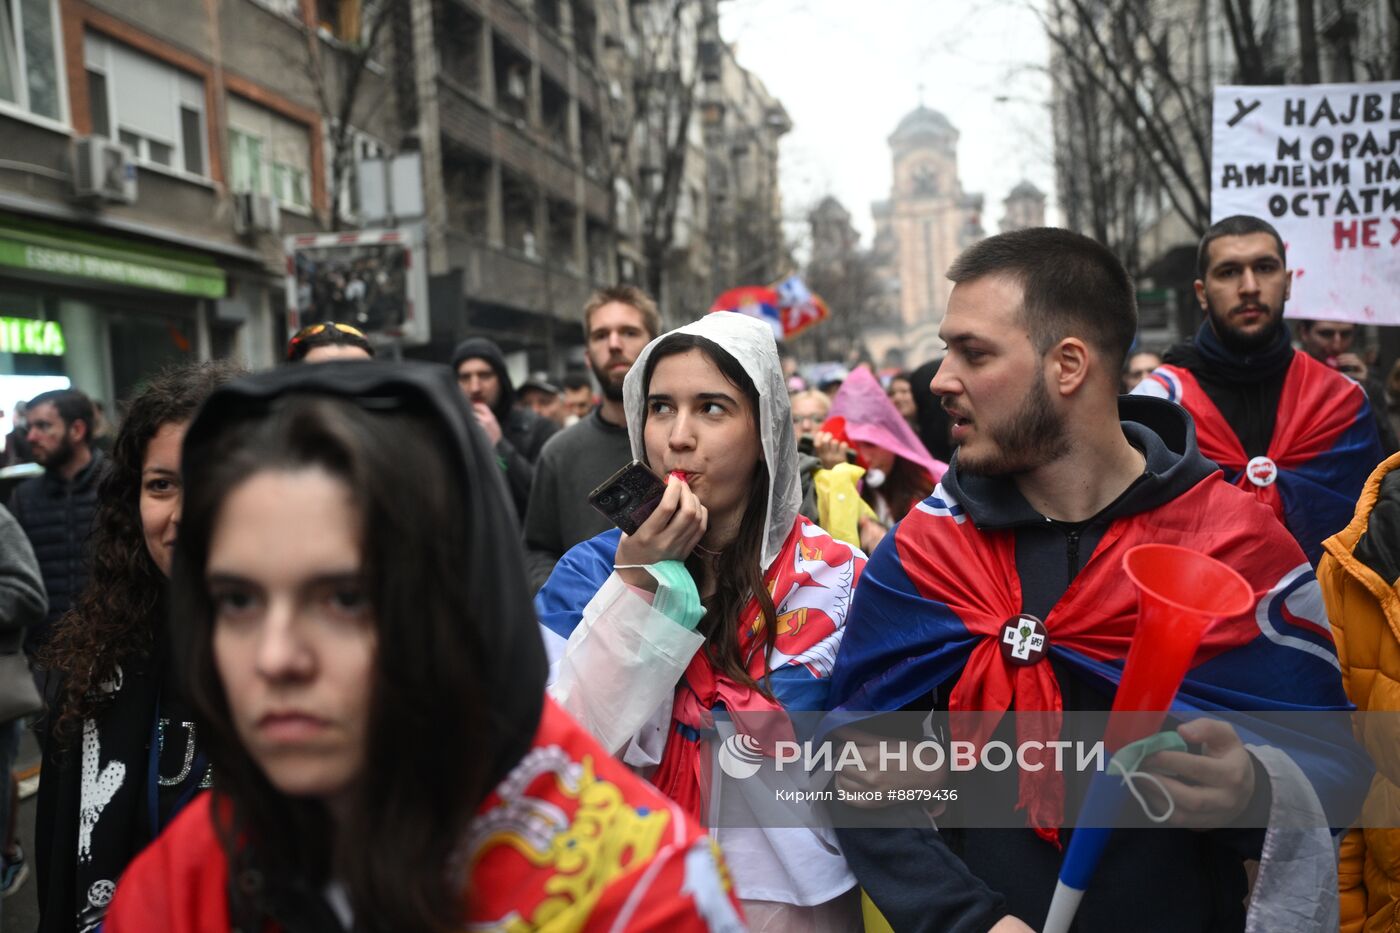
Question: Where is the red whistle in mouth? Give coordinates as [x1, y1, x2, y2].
[669, 470, 689, 483]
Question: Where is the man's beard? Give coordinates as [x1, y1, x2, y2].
[955, 376, 1071, 477]
[590, 355, 629, 402]
[38, 435, 73, 471]
[1207, 301, 1285, 354]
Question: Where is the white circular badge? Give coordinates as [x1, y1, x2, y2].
[1245, 456, 1278, 487]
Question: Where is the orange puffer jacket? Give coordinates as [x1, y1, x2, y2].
[1320, 451, 1400, 933]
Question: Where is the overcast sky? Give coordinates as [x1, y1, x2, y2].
[719, 0, 1056, 252]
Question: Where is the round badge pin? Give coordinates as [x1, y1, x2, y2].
[1245, 456, 1278, 487]
[1000, 614, 1048, 666]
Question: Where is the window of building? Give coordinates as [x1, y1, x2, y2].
[0, 0, 64, 122]
[443, 148, 490, 240]
[536, 0, 561, 33]
[502, 171, 538, 257]
[493, 36, 531, 124]
[547, 198, 577, 270]
[579, 107, 604, 177]
[85, 33, 206, 176]
[541, 76, 568, 145]
[437, 2, 482, 92]
[586, 220, 609, 281]
[316, 0, 384, 49]
[574, 2, 597, 64]
[228, 95, 313, 211]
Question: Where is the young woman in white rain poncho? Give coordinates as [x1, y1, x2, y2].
[536, 312, 867, 930]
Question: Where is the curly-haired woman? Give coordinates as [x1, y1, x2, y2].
[34, 360, 243, 933]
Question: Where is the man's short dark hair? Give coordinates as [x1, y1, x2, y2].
[562, 371, 592, 392]
[28, 388, 94, 438]
[1196, 215, 1286, 279]
[946, 227, 1137, 374]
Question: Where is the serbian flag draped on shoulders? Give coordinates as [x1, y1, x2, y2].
[827, 473, 1369, 839]
[537, 516, 864, 820]
[1137, 353, 1380, 565]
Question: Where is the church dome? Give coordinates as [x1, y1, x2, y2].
[1007, 180, 1045, 201]
[890, 106, 958, 145]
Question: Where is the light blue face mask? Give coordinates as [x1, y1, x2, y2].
[614, 559, 705, 631]
[1108, 730, 1189, 823]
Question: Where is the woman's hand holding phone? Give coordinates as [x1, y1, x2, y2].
[615, 475, 709, 593]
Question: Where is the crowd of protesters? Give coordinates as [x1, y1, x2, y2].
[0, 215, 1390, 931]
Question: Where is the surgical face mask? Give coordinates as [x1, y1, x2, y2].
[865, 468, 887, 489]
[1109, 730, 1189, 823]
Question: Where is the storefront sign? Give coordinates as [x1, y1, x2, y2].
[0, 317, 64, 356]
[0, 223, 225, 298]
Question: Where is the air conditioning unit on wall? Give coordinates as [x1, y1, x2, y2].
[233, 191, 281, 236]
[73, 136, 137, 204]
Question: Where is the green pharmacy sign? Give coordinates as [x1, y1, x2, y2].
[0, 217, 225, 299]
[0, 318, 65, 356]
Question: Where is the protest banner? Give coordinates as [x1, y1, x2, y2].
[1212, 81, 1400, 324]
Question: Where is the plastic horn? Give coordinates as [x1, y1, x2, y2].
[1042, 544, 1254, 933]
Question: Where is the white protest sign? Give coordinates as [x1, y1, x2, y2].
[1212, 81, 1400, 324]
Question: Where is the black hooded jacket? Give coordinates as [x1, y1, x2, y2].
[450, 338, 559, 518]
[177, 360, 547, 932]
[10, 448, 106, 649]
[835, 396, 1268, 933]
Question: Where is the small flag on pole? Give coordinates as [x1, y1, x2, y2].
[773, 274, 830, 339]
[709, 277, 831, 340]
[709, 286, 784, 340]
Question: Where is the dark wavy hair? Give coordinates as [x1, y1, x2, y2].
[641, 334, 779, 696]
[170, 395, 494, 932]
[40, 359, 245, 746]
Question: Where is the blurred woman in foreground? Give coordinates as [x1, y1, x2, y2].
[105, 362, 743, 932]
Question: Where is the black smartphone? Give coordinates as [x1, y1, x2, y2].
[587, 460, 669, 535]
[797, 434, 858, 464]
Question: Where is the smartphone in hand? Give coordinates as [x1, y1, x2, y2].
[587, 460, 669, 535]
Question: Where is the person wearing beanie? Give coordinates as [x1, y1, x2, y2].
[451, 338, 559, 519]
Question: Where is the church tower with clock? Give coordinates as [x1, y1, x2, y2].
[868, 105, 984, 365]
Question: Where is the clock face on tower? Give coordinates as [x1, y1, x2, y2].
[911, 163, 939, 196]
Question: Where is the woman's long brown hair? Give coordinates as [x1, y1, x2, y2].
[40, 359, 244, 747]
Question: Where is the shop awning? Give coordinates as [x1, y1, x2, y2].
[0, 215, 226, 298]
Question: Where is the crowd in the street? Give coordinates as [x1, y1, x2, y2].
[0, 215, 1394, 932]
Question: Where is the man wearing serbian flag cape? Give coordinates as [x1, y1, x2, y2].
[1133, 214, 1381, 566]
[828, 229, 1370, 933]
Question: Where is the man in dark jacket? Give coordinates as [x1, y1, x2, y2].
[523, 286, 658, 590]
[1293, 317, 1397, 454]
[7, 389, 104, 656]
[451, 338, 559, 519]
[1133, 214, 1382, 565]
[828, 228, 1366, 932]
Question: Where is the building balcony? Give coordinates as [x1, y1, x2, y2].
[438, 77, 612, 221]
[447, 233, 593, 320]
[537, 26, 571, 87]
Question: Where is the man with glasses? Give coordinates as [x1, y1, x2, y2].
[790, 389, 831, 439]
[285, 322, 375, 363]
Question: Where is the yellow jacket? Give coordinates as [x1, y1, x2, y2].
[1319, 451, 1400, 933]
